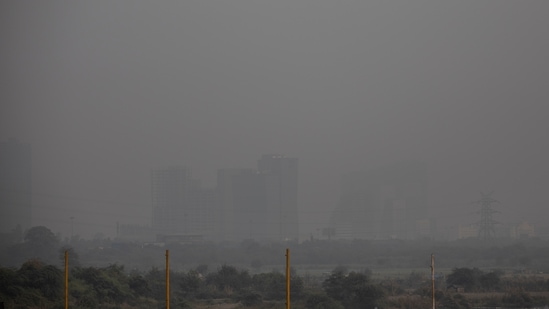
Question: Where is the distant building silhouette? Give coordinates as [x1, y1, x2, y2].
[332, 161, 430, 240]
[0, 139, 32, 234]
[216, 168, 258, 242]
[151, 167, 216, 239]
[257, 154, 299, 242]
[150, 155, 299, 244]
[217, 155, 299, 243]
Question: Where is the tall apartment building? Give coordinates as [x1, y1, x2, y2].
[0, 139, 32, 234]
[217, 155, 299, 243]
[257, 154, 299, 242]
[332, 161, 430, 240]
[151, 167, 215, 239]
[217, 168, 266, 242]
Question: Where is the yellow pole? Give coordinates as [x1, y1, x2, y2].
[286, 248, 290, 309]
[64, 250, 68, 309]
[166, 249, 170, 309]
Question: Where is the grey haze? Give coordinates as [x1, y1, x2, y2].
[1, 1, 548, 240]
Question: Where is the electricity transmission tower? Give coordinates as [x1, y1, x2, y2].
[474, 191, 499, 241]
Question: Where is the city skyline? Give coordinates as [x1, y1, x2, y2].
[2, 1, 549, 241]
[1, 140, 539, 243]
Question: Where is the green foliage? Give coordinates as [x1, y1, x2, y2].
[0, 259, 64, 307]
[446, 267, 502, 292]
[206, 264, 251, 294]
[7, 226, 61, 265]
[0, 266, 20, 298]
[128, 273, 151, 296]
[446, 267, 482, 292]
[72, 264, 132, 304]
[18, 259, 63, 301]
[291, 274, 305, 300]
[24, 226, 58, 245]
[145, 266, 166, 300]
[252, 272, 285, 300]
[322, 267, 384, 309]
[179, 270, 201, 298]
[7, 253, 549, 309]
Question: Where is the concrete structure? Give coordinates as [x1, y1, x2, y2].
[149, 155, 299, 244]
[151, 167, 216, 239]
[0, 139, 32, 234]
[257, 154, 299, 242]
[216, 168, 257, 242]
[216, 155, 299, 243]
[332, 161, 429, 240]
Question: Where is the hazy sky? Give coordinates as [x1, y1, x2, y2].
[2, 1, 548, 240]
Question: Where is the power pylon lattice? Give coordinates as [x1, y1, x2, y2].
[474, 191, 500, 241]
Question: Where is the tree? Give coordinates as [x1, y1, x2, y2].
[128, 273, 150, 296]
[479, 271, 502, 291]
[252, 272, 285, 300]
[322, 268, 384, 309]
[446, 268, 483, 292]
[24, 226, 58, 245]
[73, 264, 131, 304]
[145, 266, 167, 300]
[322, 267, 347, 300]
[206, 265, 251, 294]
[19, 226, 60, 264]
[179, 270, 201, 298]
[0, 266, 20, 298]
[17, 259, 63, 301]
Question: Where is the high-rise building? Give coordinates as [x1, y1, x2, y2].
[216, 168, 253, 242]
[0, 139, 32, 234]
[257, 154, 299, 242]
[216, 155, 299, 243]
[151, 167, 215, 239]
[332, 161, 429, 240]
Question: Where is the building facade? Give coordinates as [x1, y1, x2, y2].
[151, 166, 216, 240]
[216, 155, 299, 243]
[332, 161, 430, 240]
[257, 154, 299, 242]
[151, 155, 299, 244]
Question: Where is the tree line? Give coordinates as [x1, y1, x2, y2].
[4, 226, 549, 308]
[4, 259, 549, 309]
[0, 259, 384, 309]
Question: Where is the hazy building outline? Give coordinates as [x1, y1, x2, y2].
[151, 166, 216, 240]
[332, 161, 431, 240]
[217, 154, 299, 243]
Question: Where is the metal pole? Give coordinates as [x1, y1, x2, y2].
[431, 253, 435, 309]
[65, 250, 68, 309]
[286, 248, 290, 309]
[166, 250, 170, 309]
